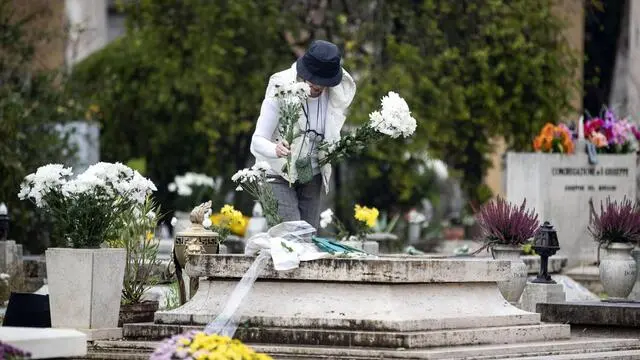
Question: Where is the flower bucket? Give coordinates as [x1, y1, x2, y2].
[46, 248, 125, 334]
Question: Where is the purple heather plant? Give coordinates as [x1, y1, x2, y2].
[0, 341, 31, 360]
[588, 196, 640, 246]
[473, 197, 540, 252]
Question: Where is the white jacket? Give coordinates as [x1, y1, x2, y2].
[250, 62, 357, 193]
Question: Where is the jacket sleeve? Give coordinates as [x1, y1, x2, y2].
[250, 97, 279, 159]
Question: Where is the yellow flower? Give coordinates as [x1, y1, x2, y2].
[212, 204, 246, 233]
[354, 204, 379, 228]
[145, 231, 154, 242]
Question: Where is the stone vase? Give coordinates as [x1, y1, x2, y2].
[629, 247, 640, 300]
[46, 248, 126, 334]
[599, 242, 637, 300]
[408, 223, 421, 245]
[174, 224, 219, 270]
[491, 245, 528, 303]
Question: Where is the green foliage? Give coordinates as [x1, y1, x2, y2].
[0, 0, 81, 253]
[338, 0, 579, 204]
[70, 0, 294, 214]
[113, 197, 162, 305]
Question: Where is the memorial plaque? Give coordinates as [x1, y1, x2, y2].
[506, 153, 636, 268]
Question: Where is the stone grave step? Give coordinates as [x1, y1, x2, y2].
[123, 322, 570, 348]
[513, 350, 640, 360]
[82, 337, 640, 360]
[0, 326, 87, 359]
[538, 301, 640, 327]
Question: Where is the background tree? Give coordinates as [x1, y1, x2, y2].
[0, 0, 80, 254]
[70, 0, 296, 213]
[287, 0, 579, 211]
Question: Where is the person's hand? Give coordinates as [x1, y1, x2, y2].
[275, 140, 290, 158]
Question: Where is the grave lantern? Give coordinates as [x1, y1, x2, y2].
[0, 203, 9, 241]
[531, 221, 560, 284]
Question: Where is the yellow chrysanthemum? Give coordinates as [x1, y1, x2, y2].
[354, 204, 379, 228]
[211, 205, 246, 232]
[170, 332, 273, 359]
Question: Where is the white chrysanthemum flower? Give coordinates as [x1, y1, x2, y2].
[146, 210, 156, 220]
[235, 185, 243, 191]
[168, 182, 177, 192]
[61, 173, 107, 197]
[369, 91, 417, 138]
[170, 172, 216, 197]
[0, 273, 10, 281]
[132, 207, 142, 219]
[18, 164, 73, 207]
[171, 217, 178, 227]
[252, 161, 270, 172]
[274, 81, 310, 105]
[127, 171, 157, 204]
[231, 168, 262, 184]
[320, 208, 334, 229]
[202, 218, 212, 228]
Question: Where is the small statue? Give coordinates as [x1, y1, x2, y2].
[189, 200, 212, 226]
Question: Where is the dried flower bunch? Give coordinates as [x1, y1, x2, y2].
[474, 197, 540, 250]
[588, 196, 640, 246]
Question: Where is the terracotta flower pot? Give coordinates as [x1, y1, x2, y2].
[443, 226, 465, 240]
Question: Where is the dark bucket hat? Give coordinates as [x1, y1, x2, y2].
[296, 40, 343, 87]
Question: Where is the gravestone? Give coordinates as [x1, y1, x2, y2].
[56, 121, 100, 174]
[506, 153, 636, 268]
[129, 254, 571, 348]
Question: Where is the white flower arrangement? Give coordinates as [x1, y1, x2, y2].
[369, 91, 417, 139]
[273, 81, 311, 186]
[319, 209, 334, 229]
[407, 209, 427, 224]
[168, 172, 221, 197]
[232, 162, 281, 227]
[319, 91, 417, 166]
[19, 162, 156, 248]
[168, 172, 223, 211]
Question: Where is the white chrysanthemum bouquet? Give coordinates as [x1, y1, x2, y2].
[273, 81, 311, 186]
[319, 91, 417, 166]
[232, 162, 282, 227]
[168, 172, 223, 212]
[18, 162, 156, 248]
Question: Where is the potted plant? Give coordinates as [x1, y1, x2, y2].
[588, 196, 640, 300]
[110, 196, 163, 326]
[474, 197, 540, 302]
[18, 162, 156, 337]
